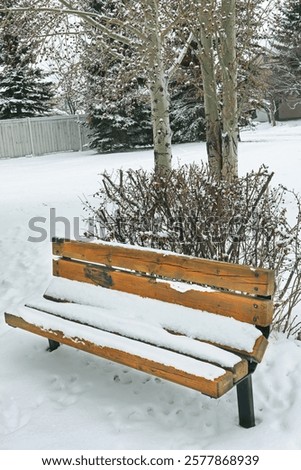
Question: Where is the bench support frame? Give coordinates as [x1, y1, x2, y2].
[47, 339, 60, 352]
[236, 374, 255, 428]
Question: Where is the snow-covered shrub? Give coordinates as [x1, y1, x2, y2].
[83, 164, 301, 337]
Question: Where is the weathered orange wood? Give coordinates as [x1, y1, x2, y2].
[53, 239, 275, 297]
[248, 335, 269, 363]
[230, 360, 248, 382]
[53, 258, 274, 326]
[203, 335, 268, 364]
[4, 313, 234, 398]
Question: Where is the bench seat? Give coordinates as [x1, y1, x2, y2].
[6, 276, 255, 397]
[6, 306, 236, 398]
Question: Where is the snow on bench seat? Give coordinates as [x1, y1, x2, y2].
[6, 306, 235, 398]
[25, 296, 247, 380]
[42, 277, 265, 361]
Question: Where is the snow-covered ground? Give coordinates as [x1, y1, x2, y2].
[1, 121, 301, 450]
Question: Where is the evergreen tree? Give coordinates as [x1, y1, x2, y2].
[89, 100, 153, 152]
[170, 86, 205, 144]
[235, 0, 271, 122]
[270, 0, 301, 101]
[87, 56, 153, 152]
[0, 4, 54, 119]
[274, 0, 301, 62]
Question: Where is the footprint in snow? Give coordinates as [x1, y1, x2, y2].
[113, 372, 133, 385]
[48, 375, 90, 408]
[256, 364, 297, 416]
[0, 393, 30, 435]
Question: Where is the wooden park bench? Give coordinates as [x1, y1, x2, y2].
[5, 238, 275, 428]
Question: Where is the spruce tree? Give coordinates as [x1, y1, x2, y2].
[274, 0, 301, 57]
[270, 0, 301, 99]
[0, 4, 54, 119]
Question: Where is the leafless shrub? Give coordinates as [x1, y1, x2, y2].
[83, 164, 301, 338]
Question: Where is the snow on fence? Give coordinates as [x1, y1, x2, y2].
[0, 115, 91, 159]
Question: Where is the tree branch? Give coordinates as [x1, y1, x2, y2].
[168, 32, 194, 78]
[0, 5, 135, 47]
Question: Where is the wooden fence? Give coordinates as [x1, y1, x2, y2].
[0, 115, 91, 159]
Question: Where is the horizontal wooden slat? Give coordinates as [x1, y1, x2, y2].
[199, 334, 268, 364]
[163, 328, 268, 364]
[5, 312, 234, 398]
[53, 239, 275, 297]
[53, 258, 274, 326]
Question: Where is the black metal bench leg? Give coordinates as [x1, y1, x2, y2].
[236, 375, 255, 428]
[47, 339, 60, 351]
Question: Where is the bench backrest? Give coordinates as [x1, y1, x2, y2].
[52, 238, 275, 328]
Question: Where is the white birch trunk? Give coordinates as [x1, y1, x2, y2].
[148, 66, 172, 173]
[269, 99, 277, 127]
[198, 3, 223, 178]
[145, 1, 172, 173]
[219, 0, 238, 180]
